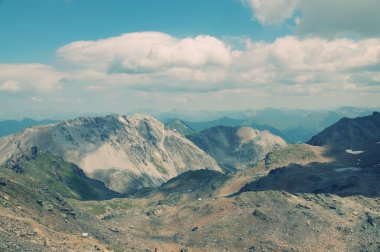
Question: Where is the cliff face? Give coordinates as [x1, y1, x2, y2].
[0, 114, 221, 193]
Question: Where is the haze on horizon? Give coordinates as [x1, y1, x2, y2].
[1, 0, 380, 119]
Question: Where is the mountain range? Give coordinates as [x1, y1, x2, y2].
[0, 114, 220, 193]
[0, 111, 379, 251]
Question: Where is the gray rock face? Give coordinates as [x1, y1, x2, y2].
[188, 126, 287, 171]
[0, 114, 221, 193]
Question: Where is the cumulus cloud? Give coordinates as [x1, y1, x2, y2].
[0, 64, 64, 93]
[237, 36, 380, 73]
[55, 32, 380, 97]
[58, 32, 232, 73]
[56, 32, 234, 90]
[3, 31, 379, 102]
[232, 36, 380, 94]
[242, 0, 300, 25]
[242, 0, 380, 38]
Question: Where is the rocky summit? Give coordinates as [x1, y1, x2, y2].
[0, 114, 221, 193]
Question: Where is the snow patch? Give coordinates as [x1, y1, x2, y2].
[334, 167, 361, 172]
[345, 149, 364, 155]
[117, 115, 128, 125]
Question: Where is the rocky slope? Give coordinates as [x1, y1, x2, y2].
[188, 126, 287, 170]
[308, 111, 380, 167]
[0, 114, 221, 193]
[308, 111, 380, 149]
[2, 148, 120, 200]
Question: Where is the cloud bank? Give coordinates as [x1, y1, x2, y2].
[1, 31, 379, 111]
[54, 32, 380, 96]
[0, 64, 64, 93]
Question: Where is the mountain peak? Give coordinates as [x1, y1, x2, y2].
[0, 114, 221, 193]
[189, 125, 287, 171]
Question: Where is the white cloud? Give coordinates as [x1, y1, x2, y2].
[239, 36, 380, 72]
[241, 0, 300, 25]
[242, 0, 380, 38]
[58, 32, 232, 73]
[227, 36, 380, 96]
[56, 33, 380, 97]
[0, 64, 64, 93]
[0, 80, 21, 92]
[2, 32, 379, 109]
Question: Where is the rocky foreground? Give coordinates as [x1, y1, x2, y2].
[0, 143, 379, 251]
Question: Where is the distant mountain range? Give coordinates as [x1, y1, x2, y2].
[0, 109, 379, 194]
[164, 107, 377, 143]
[1, 107, 376, 143]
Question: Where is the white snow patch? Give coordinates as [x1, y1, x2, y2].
[117, 115, 128, 125]
[346, 149, 364, 155]
[334, 167, 361, 172]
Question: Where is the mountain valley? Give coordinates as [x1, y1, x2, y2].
[0, 112, 379, 251]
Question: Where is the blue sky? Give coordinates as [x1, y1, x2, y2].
[0, 0, 293, 62]
[0, 0, 380, 119]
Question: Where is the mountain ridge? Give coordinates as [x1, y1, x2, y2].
[0, 114, 221, 193]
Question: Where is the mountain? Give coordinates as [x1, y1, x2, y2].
[308, 111, 380, 148]
[1, 113, 380, 251]
[182, 117, 243, 131]
[239, 163, 380, 197]
[2, 147, 120, 200]
[308, 111, 380, 167]
[160, 108, 378, 144]
[164, 119, 196, 136]
[0, 118, 57, 137]
[188, 126, 287, 171]
[0, 114, 221, 193]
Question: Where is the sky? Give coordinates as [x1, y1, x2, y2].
[1, 0, 380, 119]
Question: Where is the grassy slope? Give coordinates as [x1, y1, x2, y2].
[1, 152, 120, 200]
